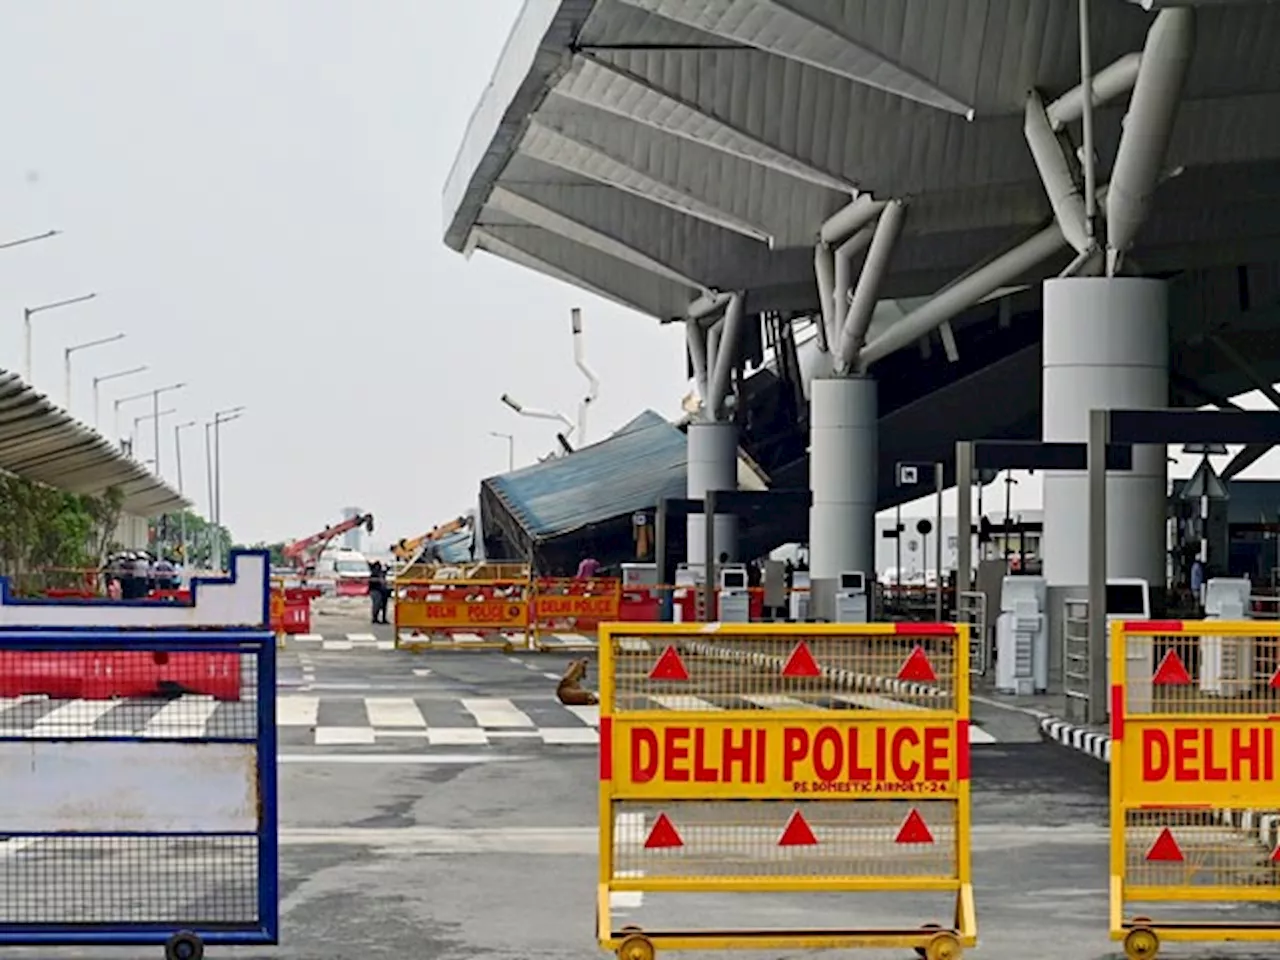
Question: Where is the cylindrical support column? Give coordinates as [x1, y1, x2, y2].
[1043, 276, 1168, 598]
[809, 376, 878, 620]
[686, 420, 739, 566]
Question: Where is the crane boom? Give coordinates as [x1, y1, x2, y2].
[391, 515, 473, 564]
[284, 513, 375, 573]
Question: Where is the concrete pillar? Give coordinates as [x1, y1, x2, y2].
[686, 420, 738, 566]
[809, 376, 878, 619]
[1043, 277, 1169, 670]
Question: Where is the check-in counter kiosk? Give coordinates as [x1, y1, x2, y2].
[1199, 577, 1253, 698]
[833, 571, 869, 623]
[995, 576, 1047, 695]
[717, 565, 751, 623]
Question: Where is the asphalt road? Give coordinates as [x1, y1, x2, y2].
[4, 610, 1279, 959]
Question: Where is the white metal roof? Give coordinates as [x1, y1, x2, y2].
[0, 370, 189, 516]
[445, 0, 1280, 329]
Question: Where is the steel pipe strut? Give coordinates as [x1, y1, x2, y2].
[1046, 53, 1142, 130]
[1025, 89, 1091, 255]
[707, 293, 745, 421]
[1105, 7, 1194, 276]
[686, 319, 710, 409]
[819, 195, 886, 246]
[813, 244, 835, 352]
[859, 223, 1069, 368]
[687, 291, 730, 321]
[831, 226, 874, 347]
[839, 199, 906, 373]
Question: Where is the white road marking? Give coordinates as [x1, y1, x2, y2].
[542, 672, 562, 680]
[346, 633, 378, 643]
[563, 704, 599, 727]
[833, 693, 927, 712]
[315, 726, 377, 745]
[363, 698, 427, 728]
[277, 695, 320, 727]
[427, 728, 490, 746]
[539, 728, 599, 744]
[142, 696, 218, 737]
[292, 634, 323, 643]
[648, 694, 722, 711]
[741, 694, 820, 710]
[412, 669, 432, 677]
[322, 640, 354, 651]
[969, 725, 998, 744]
[278, 753, 519, 766]
[31, 700, 116, 737]
[461, 698, 535, 728]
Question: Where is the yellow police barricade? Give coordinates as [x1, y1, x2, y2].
[393, 578, 530, 651]
[597, 621, 976, 960]
[1110, 618, 1280, 960]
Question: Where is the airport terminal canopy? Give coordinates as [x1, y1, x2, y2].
[445, 0, 1280, 335]
[0, 370, 188, 516]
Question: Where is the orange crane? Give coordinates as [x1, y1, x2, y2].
[283, 513, 375, 574]
[391, 515, 473, 564]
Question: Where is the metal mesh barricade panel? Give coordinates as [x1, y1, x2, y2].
[0, 834, 258, 925]
[612, 800, 957, 881]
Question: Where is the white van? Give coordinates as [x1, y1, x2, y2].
[315, 548, 371, 596]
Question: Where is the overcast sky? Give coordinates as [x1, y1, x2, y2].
[2, 1, 1273, 550]
[0, 0, 687, 546]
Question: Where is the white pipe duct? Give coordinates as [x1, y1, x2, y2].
[859, 223, 1069, 368]
[1025, 90, 1091, 255]
[570, 307, 600, 446]
[837, 199, 906, 372]
[1046, 53, 1142, 130]
[1106, 7, 1195, 276]
[686, 319, 710, 406]
[707, 293, 745, 421]
[706, 319, 723, 387]
[813, 244, 835, 352]
[819, 195, 886, 246]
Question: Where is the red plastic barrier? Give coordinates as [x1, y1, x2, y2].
[0, 650, 242, 701]
[44, 589, 99, 599]
[335, 579, 369, 597]
[618, 590, 661, 622]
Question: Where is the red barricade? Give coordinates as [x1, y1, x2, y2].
[282, 587, 320, 634]
[0, 650, 241, 700]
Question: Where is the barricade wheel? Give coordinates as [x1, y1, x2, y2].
[617, 931, 655, 960]
[915, 923, 943, 958]
[1123, 927, 1159, 960]
[923, 931, 961, 960]
[164, 931, 204, 960]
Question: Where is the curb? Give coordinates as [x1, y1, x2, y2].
[1038, 715, 1280, 854]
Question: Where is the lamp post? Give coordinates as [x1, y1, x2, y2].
[24, 292, 97, 383]
[210, 406, 246, 571]
[0, 229, 59, 252]
[114, 388, 156, 448]
[489, 431, 515, 471]
[149, 383, 186, 477]
[92, 365, 147, 432]
[64, 333, 125, 413]
[175, 420, 196, 563]
[134, 408, 177, 455]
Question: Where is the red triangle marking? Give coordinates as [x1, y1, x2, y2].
[1145, 827, 1184, 862]
[649, 645, 689, 682]
[894, 809, 935, 845]
[1271, 843, 1280, 863]
[643, 813, 683, 849]
[781, 641, 822, 679]
[1269, 668, 1280, 690]
[778, 810, 818, 847]
[1152, 649, 1191, 686]
[897, 646, 937, 683]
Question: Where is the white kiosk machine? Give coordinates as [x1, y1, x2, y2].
[673, 563, 703, 623]
[718, 565, 751, 623]
[1200, 577, 1253, 698]
[995, 575, 1047, 695]
[834, 571, 868, 623]
[789, 570, 811, 622]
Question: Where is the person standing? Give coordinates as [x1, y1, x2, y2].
[368, 559, 389, 625]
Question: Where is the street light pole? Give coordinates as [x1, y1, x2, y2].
[64, 333, 125, 413]
[210, 407, 246, 571]
[114, 388, 156, 450]
[23, 292, 97, 383]
[489, 431, 515, 471]
[0, 229, 59, 251]
[93, 365, 147, 432]
[204, 422, 215, 568]
[175, 420, 196, 563]
[134, 409, 176, 448]
[150, 383, 186, 477]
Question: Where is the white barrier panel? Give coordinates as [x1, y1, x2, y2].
[0, 550, 269, 628]
[0, 740, 258, 833]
